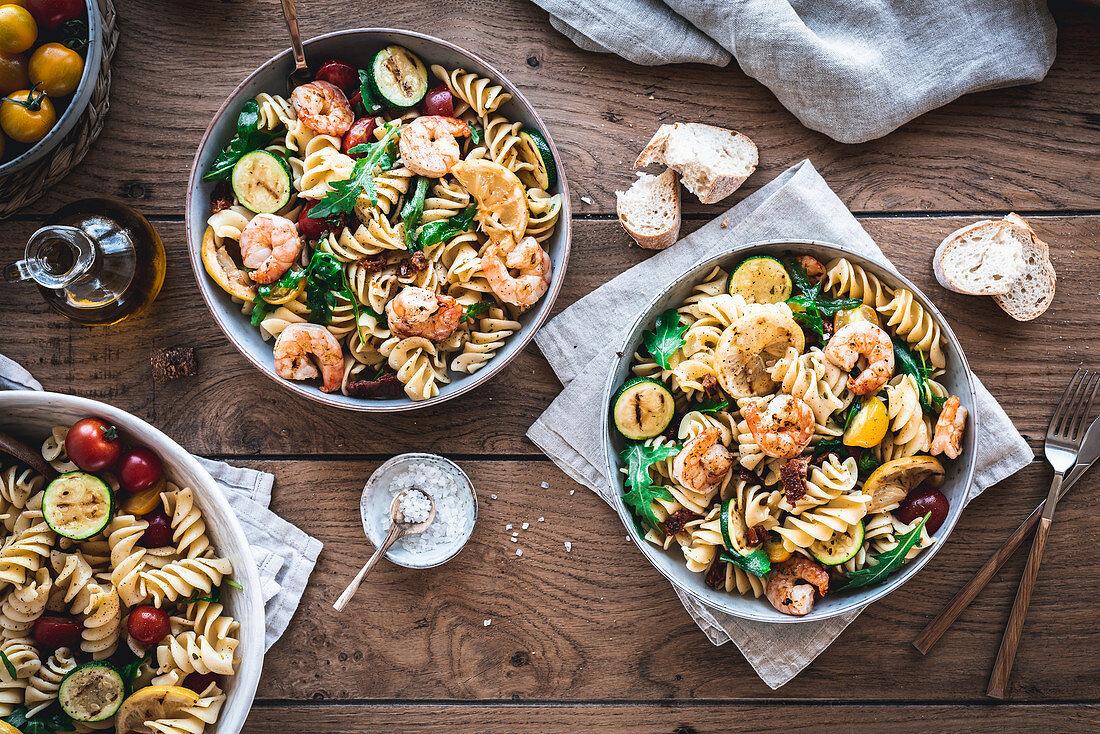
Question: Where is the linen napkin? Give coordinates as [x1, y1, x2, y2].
[529, 0, 1056, 143]
[0, 354, 322, 651]
[527, 160, 1034, 688]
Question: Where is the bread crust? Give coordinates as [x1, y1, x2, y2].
[992, 213, 1056, 321]
[616, 169, 681, 250]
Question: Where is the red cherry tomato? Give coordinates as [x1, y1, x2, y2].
[297, 200, 331, 240]
[127, 605, 170, 646]
[349, 89, 363, 114]
[420, 83, 453, 117]
[33, 616, 82, 650]
[896, 486, 950, 533]
[315, 59, 357, 93]
[183, 672, 221, 693]
[140, 509, 173, 548]
[342, 117, 376, 158]
[64, 417, 120, 472]
[117, 447, 163, 494]
[26, 0, 83, 30]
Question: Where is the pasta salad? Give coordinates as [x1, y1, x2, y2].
[200, 47, 562, 402]
[611, 253, 968, 617]
[0, 418, 237, 733]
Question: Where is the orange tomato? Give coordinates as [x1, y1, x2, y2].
[29, 41, 81, 96]
[0, 86, 54, 143]
[0, 49, 27, 95]
[0, 4, 36, 54]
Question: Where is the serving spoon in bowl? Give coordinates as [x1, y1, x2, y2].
[279, 0, 311, 95]
[333, 488, 436, 612]
[0, 429, 55, 479]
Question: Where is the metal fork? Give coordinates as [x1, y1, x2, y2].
[987, 368, 1100, 698]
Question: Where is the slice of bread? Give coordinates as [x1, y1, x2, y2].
[636, 123, 758, 204]
[616, 169, 681, 250]
[992, 213, 1056, 321]
[933, 220, 1026, 295]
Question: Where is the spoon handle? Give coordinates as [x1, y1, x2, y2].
[332, 524, 404, 612]
[279, 0, 308, 72]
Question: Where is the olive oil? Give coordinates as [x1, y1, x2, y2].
[4, 199, 166, 325]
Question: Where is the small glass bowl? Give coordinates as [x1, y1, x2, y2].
[360, 453, 478, 569]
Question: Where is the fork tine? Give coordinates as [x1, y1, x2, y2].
[1068, 371, 1100, 440]
[1051, 368, 1084, 438]
[1060, 370, 1095, 440]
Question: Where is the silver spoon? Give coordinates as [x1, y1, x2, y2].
[279, 0, 312, 95]
[333, 489, 436, 612]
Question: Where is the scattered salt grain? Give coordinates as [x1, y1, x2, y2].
[510, 537, 517, 543]
[484, 619, 491, 626]
[506, 524, 512, 530]
[516, 549, 523, 556]
[540, 482, 548, 489]
[521, 522, 529, 530]
[399, 489, 432, 524]
[569, 490, 575, 495]
[491, 494, 498, 499]
[538, 517, 544, 522]
[580, 196, 593, 205]
[564, 542, 572, 552]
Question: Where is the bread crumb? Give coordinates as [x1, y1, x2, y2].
[721, 218, 730, 228]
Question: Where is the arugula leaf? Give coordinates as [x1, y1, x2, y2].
[786, 256, 815, 294]
[892, 338, 941, 414]
[414, 204, 478, 251]
[0, 650, 15, 680]
[695, 397, 729, 413]
[5, 703, 74, 734]
[812, 437, 843, 457]
[642, 309, 688, 370]
[461, 302, 491, 323]
[469, 125, 483, 145]
[303, 250, 346, 325]
[842, 398, 862, 431]
[203, 100, 278, 182]
[401, 176, 429, 251]
[784, 257, 863, 339]
[720, 548, 771, 578]
[357, 69, 385, 115]
[857, 451, 880, 478]
[838, 512, 930, 590]
[182, 586, 222, 605]
[310, 122, 400, 217]
[257, 266, 307, 299]
[619, 441, 679, 530]
[117, 651, 152, 690]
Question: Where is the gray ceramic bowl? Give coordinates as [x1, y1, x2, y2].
[601, 240, 980, 623]
[186, 29, 571, 412]
[0, 0, 104, 177]
[0, 392, 264, 733]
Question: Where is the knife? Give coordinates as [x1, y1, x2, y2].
[1061, 410, 1100, 494]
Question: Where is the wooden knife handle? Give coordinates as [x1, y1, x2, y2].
[986, 516, 1052, 699]
[913, 503, 1043, 655]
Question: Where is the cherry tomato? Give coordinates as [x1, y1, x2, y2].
[0, 49, 28, 96]
[127, 605, 170, 646]
[64, 417, 120, 472]
[0, 5, 37, 55]
[25, 0, 81, 30]
[120, 476, 165, 515]
[896, 486, 950, 533]
[29, 42, 81, 96]
[349, 89, 363, 114]
[33, 615, 82, 650]
[183, 672, 221, 694]
[341, 117, 376, 158]
[297, 200, 331, 240]
[420, 83, 453, 118]
[117, 446, 163, 493]
[0, 85, 53, 143]
[140, 508, 173, 548]
[315, 59, 357, 93]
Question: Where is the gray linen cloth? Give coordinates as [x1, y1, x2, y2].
[531, 0, 1056, 143]
[527, 160, 1035, 688]
[0, 353, 322, 651]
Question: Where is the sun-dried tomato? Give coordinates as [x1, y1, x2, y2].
[660, 509, 695, 536]
[208, 181, 233, 215]
[357, 253, 387, 273]
[744, 524, 768, 547]
[780, 456, 811, 506]
[700, 374, 720, 398]
[738, 466, 765, 487]
[344, 372, 403, 398]
[397, 251, 428, 278]
[705, 558, 726, 589]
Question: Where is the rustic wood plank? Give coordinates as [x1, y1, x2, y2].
[240, 703, 1100, 732]
[13, 0, 1100, 218]
[245, 458, 1099, 702]
[1, 216, 1094, 456]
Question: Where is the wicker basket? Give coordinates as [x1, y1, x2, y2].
[0, 0, 119, 219]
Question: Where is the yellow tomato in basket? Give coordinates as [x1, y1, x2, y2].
[0, 86, 54, 143]
[0, 49, 28, 95]
[843, 397, 889, 448]
[0, 4, 36, 54]
[29, 41, 82, 96]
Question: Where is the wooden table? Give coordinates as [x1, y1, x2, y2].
[3, 0, 1099, 730]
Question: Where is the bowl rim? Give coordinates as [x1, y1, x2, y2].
[0, 0, 104, 177]
[185, 27, 572, 413]
[0, 391, 265, 729]
[600, 238, 980, 623]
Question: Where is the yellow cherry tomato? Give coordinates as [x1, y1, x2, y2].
[763, 532, 792, 563]
[29, 42, 81, 96]
[0, 5, 37, 55]
[843, 397, 889, 448]
[0, 87, 54, 143]
[833, 303, 880, 331]
[0, 49, 27, 94]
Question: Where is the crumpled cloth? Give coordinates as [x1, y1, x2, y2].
[530, 0, 1056, 143]
[0, 353, 322, 651]
[527, 159, 1034, 688]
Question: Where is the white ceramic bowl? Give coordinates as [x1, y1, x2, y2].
[186, 29, 571, 412]
[0, 392, 264, 733]
[0, 0, 105, 177]
[601, 241, 980, 623]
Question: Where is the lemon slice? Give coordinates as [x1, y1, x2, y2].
[450, 158, 529, 242]
[0, 721, 24, 734]
[201, 226, 257, 301]
[115, 686, 201, 734]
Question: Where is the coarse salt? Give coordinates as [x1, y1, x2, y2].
[399, 489, 432, 524]
[484, 619, 491, 626]
[491, 494, 498, 499]
[510, 537, 517, 543]
[537, 517, 544, 522]
[374, 461, 473, 557]
[516, 549, 523, 556]
[506, 524, 512, 530]
[564, 542, 572, 552]
[521, 522, 529, 530]
[540, 482, 548, 489]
